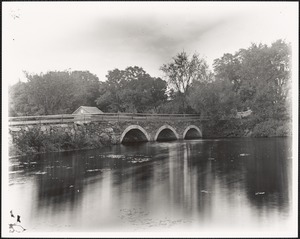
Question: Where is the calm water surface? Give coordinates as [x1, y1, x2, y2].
[8, 138, 293, 234]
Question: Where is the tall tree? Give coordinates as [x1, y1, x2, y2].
[10, 70, 101, 116]
[213, 39, 291, 120]
[9, 81, 36, 116]
[25, 71, 74, 115]
[96, 66, 168, 113]
[160, 51, 213, 113]
[188, 79, 237, 119]
[69, 71, 100, 110]
[213, 53, 242, 92]
[96, 68, 128, 112]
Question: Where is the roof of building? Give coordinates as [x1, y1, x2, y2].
[72, 106, 103, 114]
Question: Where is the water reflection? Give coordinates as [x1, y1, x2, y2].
[8, 138, 292, 233]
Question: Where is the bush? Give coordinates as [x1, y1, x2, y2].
[203, 117, 291, 138]
[252, 119, 292, 137]
[11, 126, 105, 156]
[13, 127, 46, 154]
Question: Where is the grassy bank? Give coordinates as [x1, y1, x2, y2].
[9, 126, 112, 157]
[203, 118, 292, 138]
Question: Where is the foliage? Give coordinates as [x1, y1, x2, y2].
[9, 71, 101, 116]
[11, 126, 107, 155]
[213, 39, 291, 120]
[160, 51, 213, 113]
[251, 119, 292, 137]
[186, 39, 292, 137]
[96, 66, 168, 113]
[25, 71, 74, 115]
[68, 71, 101, 110]
[12, 127, 46, 154]
[9, 82, 38, 116]
[188, 79, 238, 119]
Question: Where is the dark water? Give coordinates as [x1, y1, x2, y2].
[7, 138, 294, 235]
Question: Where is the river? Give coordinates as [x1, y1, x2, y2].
[6, 137, 295, 236]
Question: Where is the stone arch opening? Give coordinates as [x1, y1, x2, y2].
[183, 125, 202, 139]
[155, 125, 179, 141]
[120, 125, 150, 143]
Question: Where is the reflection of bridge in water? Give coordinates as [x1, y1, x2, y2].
[9, 113, 209, 143]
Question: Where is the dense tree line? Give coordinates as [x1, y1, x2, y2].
[189, 40, 291, 121]
[9, 71, 100, 116]
[96, 66, 168, 113]
[9, 39, 292, 136]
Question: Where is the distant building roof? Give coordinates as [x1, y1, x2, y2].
[236, 109, 252, 118]
[72, 106, 103, 115]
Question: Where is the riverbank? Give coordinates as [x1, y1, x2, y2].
[8, 128, 115, 158]
[8, 118, 292, 158]
[203, 118, 292, 138]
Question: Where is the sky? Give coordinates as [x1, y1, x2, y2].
[2, 1, 298, 85]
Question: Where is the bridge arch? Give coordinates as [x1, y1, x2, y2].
[154, 125, 179, 141]
[183, 125, 202, 139]
[120, 125, 150, 143]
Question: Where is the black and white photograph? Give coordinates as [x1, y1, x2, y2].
[2, 1, 298, 237]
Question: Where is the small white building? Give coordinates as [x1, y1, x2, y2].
[236, 109, 252, 119]
[72, 106, 103, 115]
[72, 106, 103, 124]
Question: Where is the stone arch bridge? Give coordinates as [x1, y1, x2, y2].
[9, 113, 207, 146]
[117, 121, 202, 143]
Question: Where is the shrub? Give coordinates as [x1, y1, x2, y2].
[13, 127, 46, 154]
[252, 120, 291, 137]
[10, 126, 102, 155]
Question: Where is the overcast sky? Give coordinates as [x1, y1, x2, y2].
[2, 2, 298, 85]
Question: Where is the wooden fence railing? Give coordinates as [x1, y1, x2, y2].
[9, 113, 209, 126]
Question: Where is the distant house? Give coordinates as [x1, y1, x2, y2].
[236, 109, 252, 119]
[72, 106, 103, 115]
[72, 106, 103, 124]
